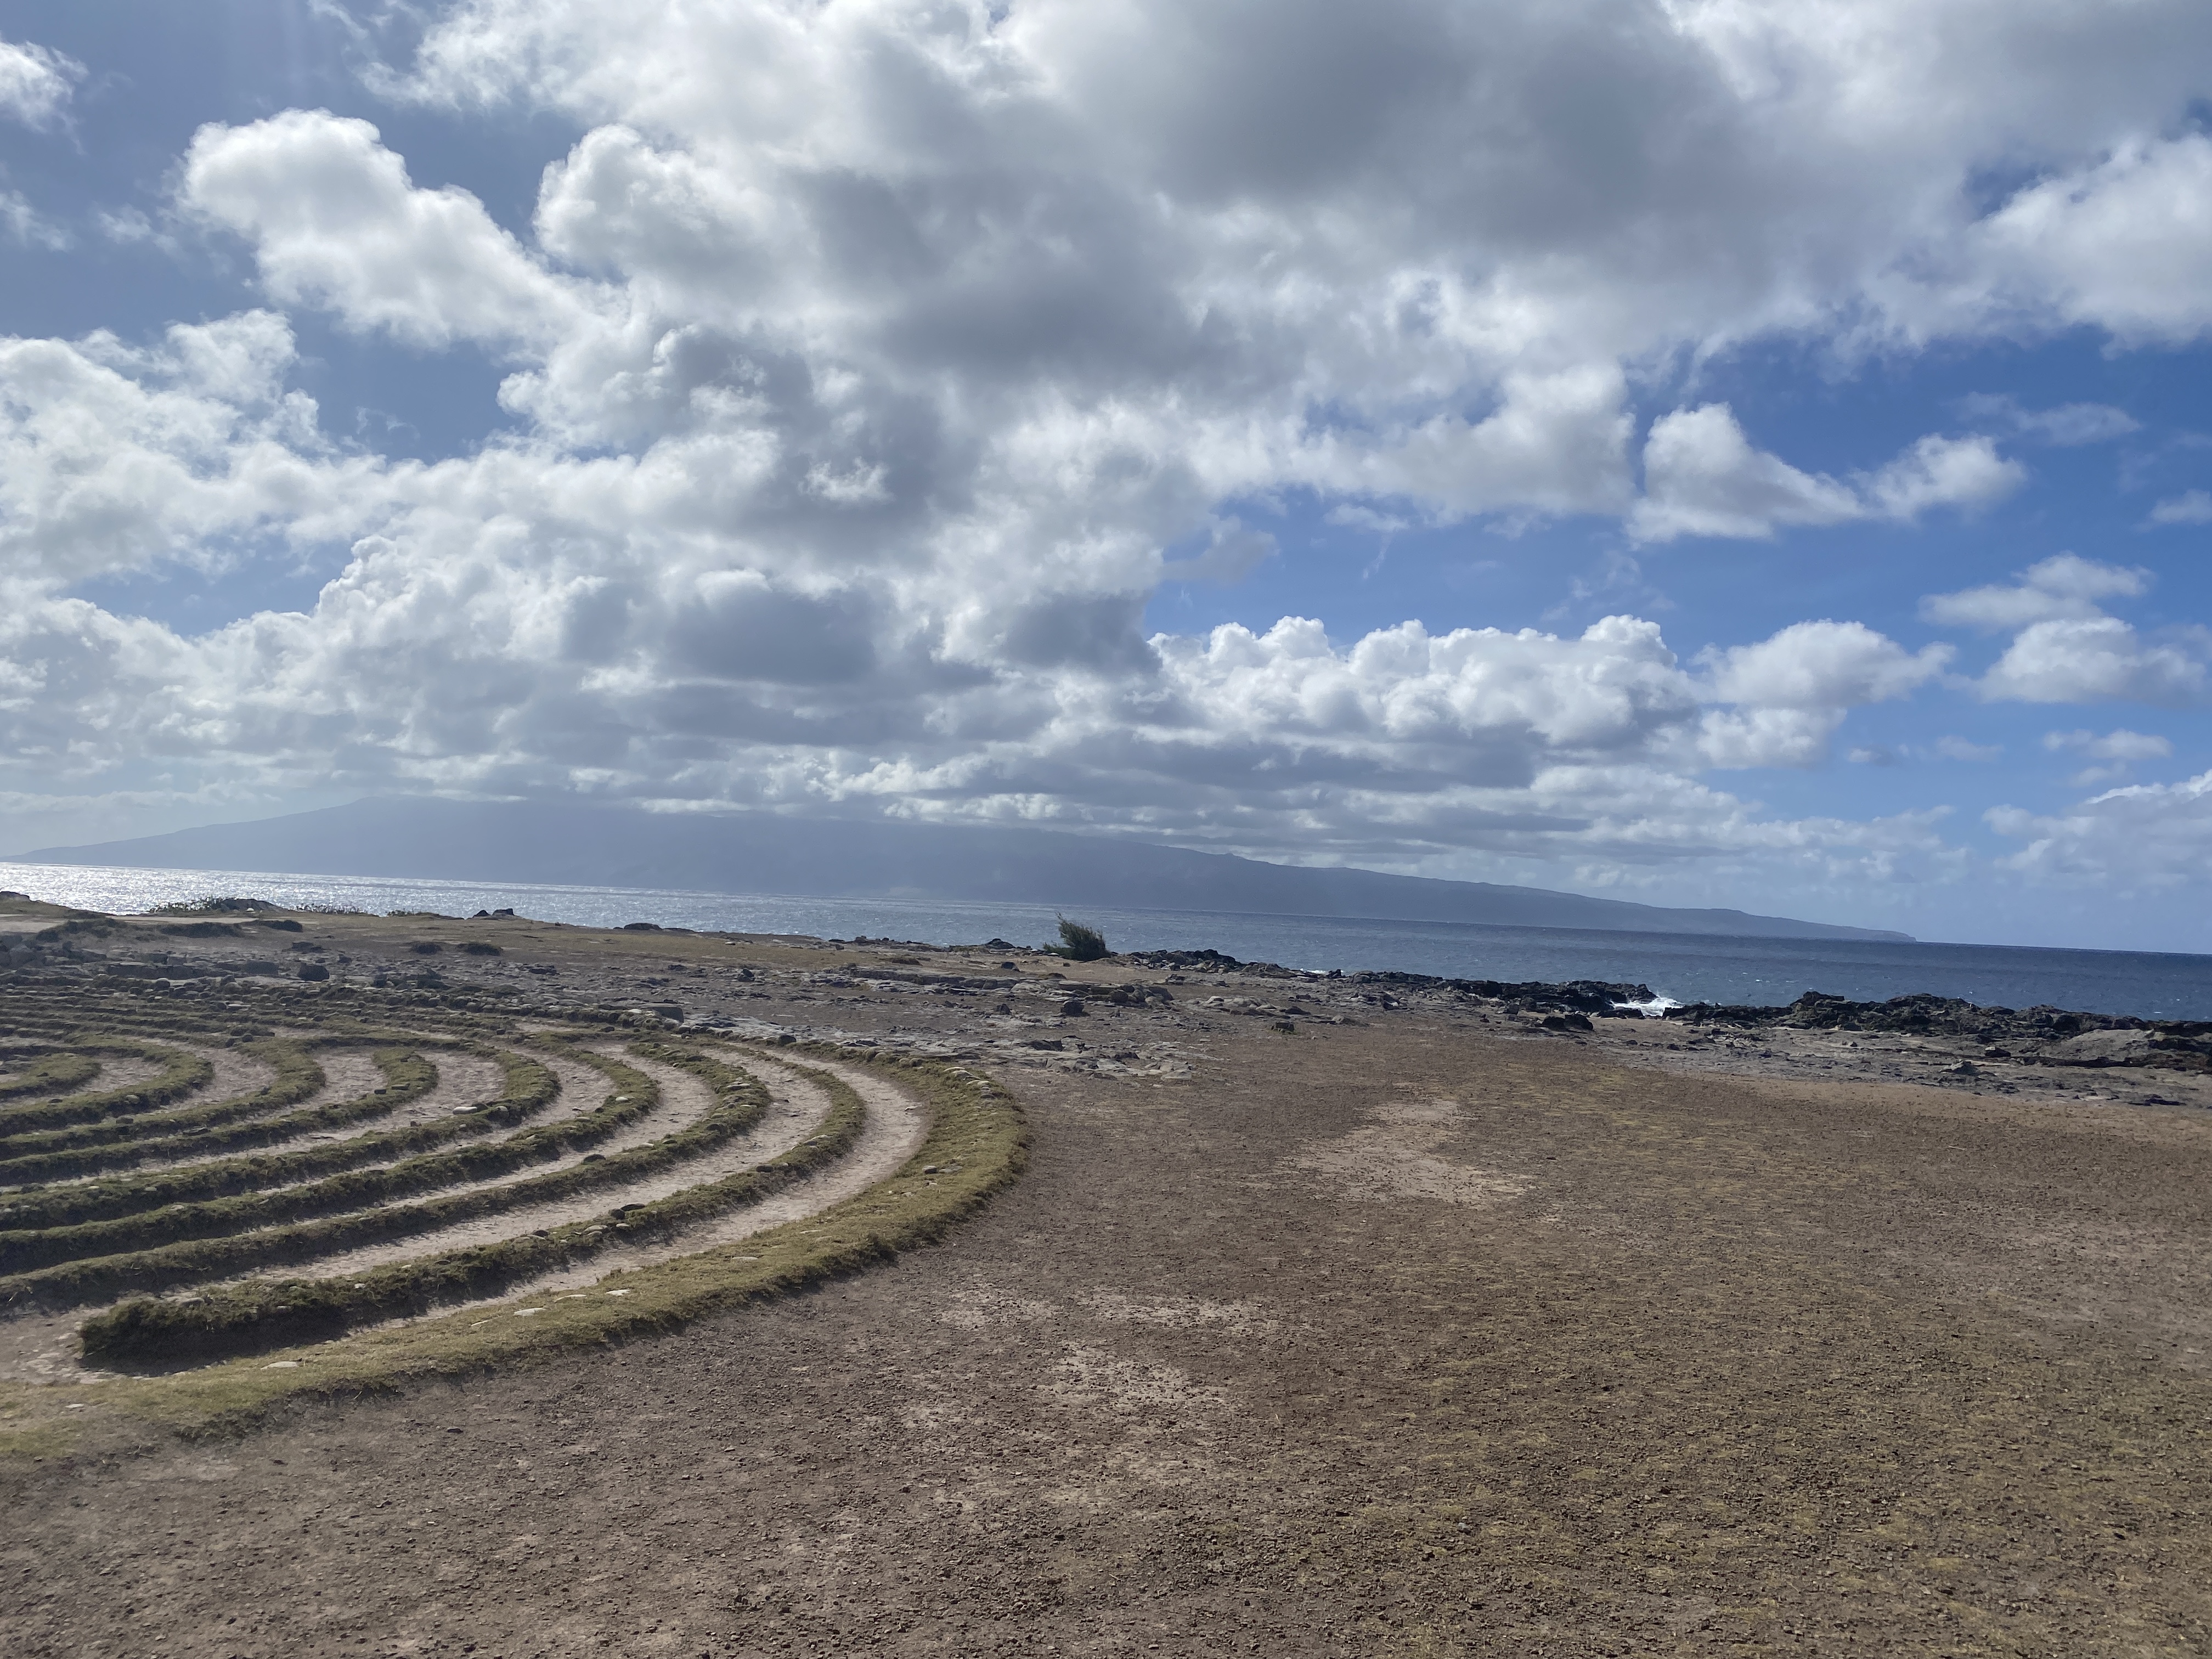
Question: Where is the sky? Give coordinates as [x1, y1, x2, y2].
[0, 1, 2209, 951]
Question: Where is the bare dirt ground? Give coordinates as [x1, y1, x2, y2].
[3, 917, 2210, 1657]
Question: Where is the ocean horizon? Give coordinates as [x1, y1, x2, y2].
[4, 857, 2208, 1023]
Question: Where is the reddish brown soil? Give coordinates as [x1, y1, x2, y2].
[5, 1014, 2210, 1658]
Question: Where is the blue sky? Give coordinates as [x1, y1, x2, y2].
[1, 1, 2210, 950]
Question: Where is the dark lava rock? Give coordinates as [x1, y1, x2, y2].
[1668, 990, 2212, 1069]
[1122, 949, 1248, 973]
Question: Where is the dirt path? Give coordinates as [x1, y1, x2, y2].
[273, 1047, 830, 1285]
[0, 1051, 163, 1103]
[1, 1044, 276, 1188]
[221, 1048, 509, 1166]
[53, 1048, 394, 1181]
[0, 1048, 658, 1387]
[439, 1045, 930, 1307]
[8, 922, 2212, 1659]
[0, 1047, 926, 1387]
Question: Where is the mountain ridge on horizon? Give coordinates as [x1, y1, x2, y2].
[7, 797, 1915, 944]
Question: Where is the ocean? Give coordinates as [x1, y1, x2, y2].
[4, 857, 2209, 1022]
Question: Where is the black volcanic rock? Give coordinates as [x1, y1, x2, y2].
[1671, 990, 2212, 1069]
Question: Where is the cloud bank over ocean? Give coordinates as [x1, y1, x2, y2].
[0, 1, 2209, 947]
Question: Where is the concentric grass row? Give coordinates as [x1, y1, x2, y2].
[0, 1043, 323, 1178]
[0, 1046, 566, 1233]
[78, 1041, 860, 1365]
[0, 971, 1026, 1441]
[5, 1040, 476, 1183]
[0, 1042, 653, 1307]
[0, 1048, 101, 1102]
[0, 1049, 569, 1267]
[0, 1041, 217, 1141]
[0, 1050, 441, 1232]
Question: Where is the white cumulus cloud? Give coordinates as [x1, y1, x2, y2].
[1694, 620, 1950, 768]
[1979, 617, 2208, 705]
[1920, 556, 2209, 706]
[1988, 769, 2212, 889]
[6, 0, 2212, 909]
[0, 313, 382, 585]
[1920, 554, 2150, 631]
[1973, 136, 2212, 345]
[182, 112, 602, 353]
[1630, 406, 2019, 543]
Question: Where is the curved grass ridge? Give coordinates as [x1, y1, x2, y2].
[0, 1041, 217, 1141]
[40, 1042, 1025, 1440]
[0, 1043, 321, 1178]
[78, 1041, 823, 1364]
[0, 1049, 101, 1102]
[0, 1046, 651, 1308]
[0, 1049, 568, 1273]
[0, 1049, 444, 1233]
[4, 1038, 484, 1184]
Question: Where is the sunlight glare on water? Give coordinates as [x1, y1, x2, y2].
[3, 859, 2209, 1020]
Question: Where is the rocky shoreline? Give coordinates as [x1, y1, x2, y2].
[4, 898, 2205, 1109]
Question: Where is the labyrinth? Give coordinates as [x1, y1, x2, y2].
[0, 970, 1024, 1436]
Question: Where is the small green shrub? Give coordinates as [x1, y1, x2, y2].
[1051, 916, 1110, 961]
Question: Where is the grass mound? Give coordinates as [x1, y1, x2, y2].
[0, 977, 1026, 1445]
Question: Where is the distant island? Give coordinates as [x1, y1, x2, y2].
[8, 795, 1914, 944]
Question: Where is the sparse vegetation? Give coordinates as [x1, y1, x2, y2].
[0, 963, 1025, 1438]
[0, 1041, 218, 1143]
[0, 1048, 100, 1102]
[1051, 916, 1110, 961]
[78, 1043, 1025, 1424]
[0, 1043, 320, 1181]
[0, 1049, 440, 1232]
